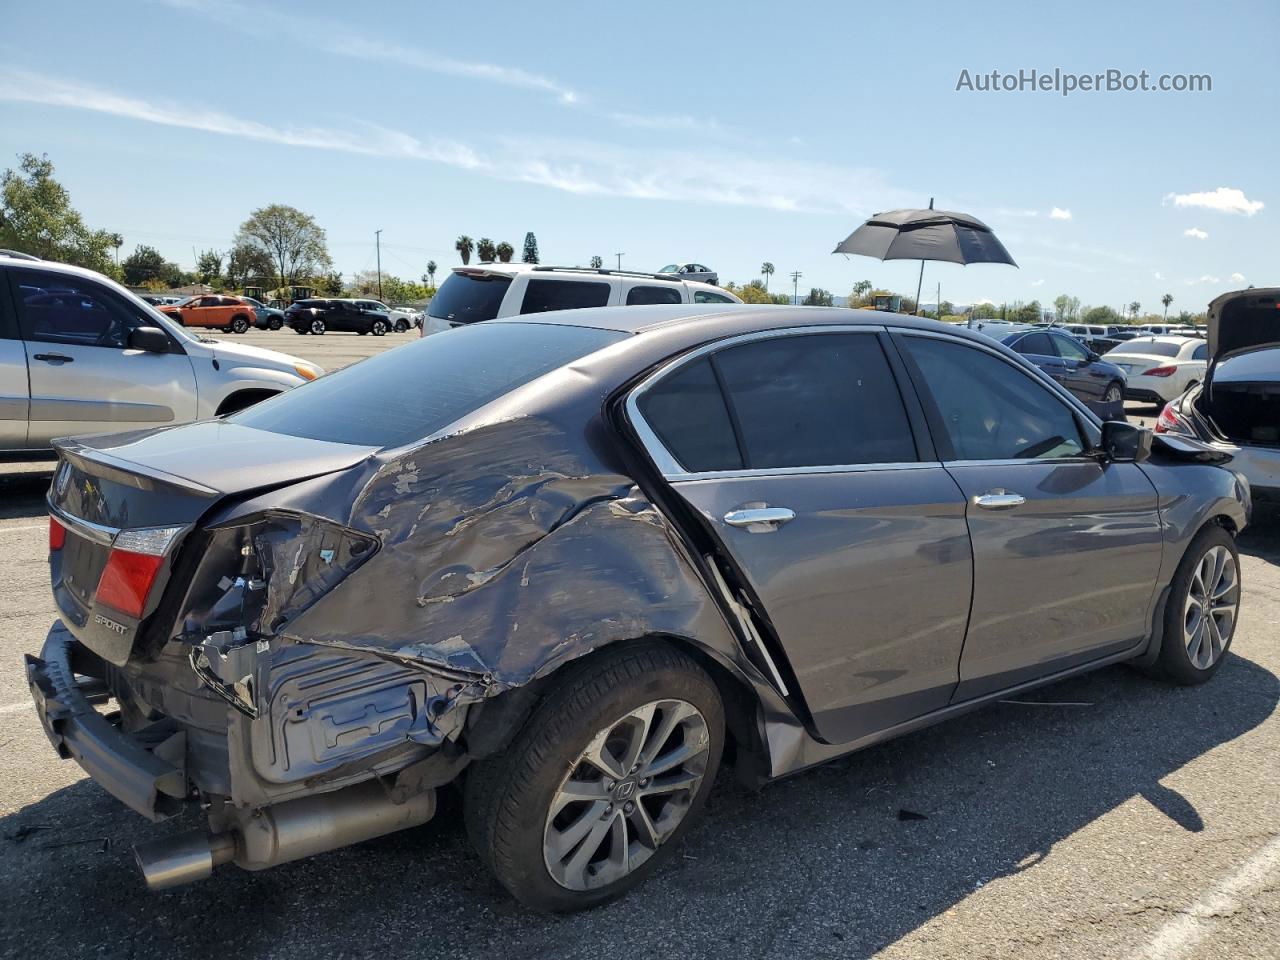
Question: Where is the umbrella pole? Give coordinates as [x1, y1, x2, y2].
[914, 259, 925, 315]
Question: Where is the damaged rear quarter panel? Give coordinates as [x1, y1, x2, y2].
[281, 416, 744, 691]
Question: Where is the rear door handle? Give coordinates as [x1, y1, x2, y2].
[973, 491, 1026, 510]
[33, 353, 73, 363]
[723, 507, 796, 530]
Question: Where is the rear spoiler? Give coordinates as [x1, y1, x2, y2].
[52, 437, 219, 498]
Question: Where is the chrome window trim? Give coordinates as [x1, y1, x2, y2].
[625, 324, 894, 479]
[669, 461, 935, 483]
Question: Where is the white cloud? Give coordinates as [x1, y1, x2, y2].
[0, 70, 910, 216]
[1184, 275, 1221, 285]
[1164, 187, 1265, 216]
[1231, 272, 1246, 283]
[1183, 227, 1209, 239]
[1048, 207, 1072, 220]
[1031, 278, 1045, 286]
[1154, 271, 1164, 280]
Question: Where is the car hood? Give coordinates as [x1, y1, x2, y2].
[1207, 287, 1280, 361]
[187, 336, 320, 375]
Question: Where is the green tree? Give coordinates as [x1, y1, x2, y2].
[320, 271, 343, 295]
[496, 242, 514, 263]
[1161, 293, 1173, 320]
[1013, 299, 1043, 324]
[234, 204, 331, 286]
[1128, 301, 1141, 323]
[590, 255, 603, 269]
[1081, 305, 1123, 325]
[1052, 294, 1080, 323]
[108, 232, 123, 266]
[760, 261, 775, 291]
[161, 261, 192, 288]
[0, 152, 117, 273]
[455, 235, 474, 265]
[848, 279, 873, 306]
[476, 237, 496, 262]
[226, 241, 275, 288]
[196, 249, 224, 285]
[425, 260, 437, 286]
[122, 244, 166, 285]
[521, 232, 539, 264]
[802, 287, 834, 307]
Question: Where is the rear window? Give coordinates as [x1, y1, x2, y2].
[1115, 339, 1181, 357]
[626, 285, 682, 305]
[427, 272, 512, 325]
[229, 323, 626, 447]
[521, 279, 611, 314]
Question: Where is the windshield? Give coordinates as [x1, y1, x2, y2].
[229, 322, 627, 447]
[174, 296, 198, 307]
[658, 265, 679, 273]
[427, 272, 512, 324]
[1107, 339, 1180, 357]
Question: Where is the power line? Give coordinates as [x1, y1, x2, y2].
[790, 270, 803, 305]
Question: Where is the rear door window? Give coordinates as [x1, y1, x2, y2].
[626, 285, 682, 305]
[714, 333, 917, 469]
[1014, 332, 1054, 355]
[427, 272, 512, 325]
[636, 358, 743, 472]
[694, 291, 734, 304]
[520, 279, 612, 314]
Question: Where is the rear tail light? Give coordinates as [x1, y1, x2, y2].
[49, 516, 65, 551]
[1155, 402, 1192, 435]
[1142, 365, 1177, 377]
[94, 525, 185, 619]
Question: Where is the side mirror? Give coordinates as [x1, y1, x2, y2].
[128, 326, 170, 353]
[1101, 420, 1152, 463]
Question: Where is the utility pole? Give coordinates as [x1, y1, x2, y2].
[375, 229, 383, 301]
[790, 270, 803, 305]
[615, 252, 625, 270]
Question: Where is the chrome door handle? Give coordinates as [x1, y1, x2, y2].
[723, 507, 796, 530]
[973, 491, 1026, 510]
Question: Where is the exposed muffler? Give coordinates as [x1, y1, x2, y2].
[134, 780, 436, 890]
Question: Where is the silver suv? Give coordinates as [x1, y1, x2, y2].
[0, 253, 322, 452]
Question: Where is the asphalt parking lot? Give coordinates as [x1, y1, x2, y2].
[1, 330, 1277, 960]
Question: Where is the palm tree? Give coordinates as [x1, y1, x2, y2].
[1161, 293, 1173, 320]
[496, 242, 514, 263]
[760, 261, 775, 291]
[476, 238, 496, 262]
[109, 232, 123, 267]
[425, 260, 437, 287]
[1128, 301, 1141, 323]
[590, 255, 603, 269]
[455, 236, 474, 265]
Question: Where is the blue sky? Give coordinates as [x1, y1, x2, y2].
[1, 0, 1275, 311]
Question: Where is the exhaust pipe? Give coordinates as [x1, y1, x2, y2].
[134, 781, 436, 890]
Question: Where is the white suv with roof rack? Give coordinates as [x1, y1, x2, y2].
[420, 263, 742, 334]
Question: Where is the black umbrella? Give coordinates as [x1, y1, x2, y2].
[833, 199, 1016, 313]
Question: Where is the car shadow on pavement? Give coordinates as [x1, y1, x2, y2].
[2, 652, 1277, 960]
[0, 466, 53, 521]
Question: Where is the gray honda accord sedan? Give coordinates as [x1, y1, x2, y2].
[27, 304, 1249, 911]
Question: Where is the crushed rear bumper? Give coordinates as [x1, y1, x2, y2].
[26, 621, 188, 821]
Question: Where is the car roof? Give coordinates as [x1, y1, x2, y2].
[451, 263, 692, 285]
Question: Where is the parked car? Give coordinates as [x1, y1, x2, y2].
[657, 262, 719, 285]
[284, 298, 392, 336]
[1156, 287, 1280, 503]
[0, 255, 322, 452]
[158, 295, 257, 334]
[240, 296, 285, 331]
[26, 304, 1249, 912]
[983, 325, 1128, 418]
[422, 264, 740, 334]
[1103, 336, 1208, 404]
[384, 303, 423, 332]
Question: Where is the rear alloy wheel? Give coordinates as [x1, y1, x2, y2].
[394, 319, 409, 333]
[231, 315, 251, 334]
[371, 319, 388, 336]
[1157, 525, 1240, 684]
[465, 643, 723, 912]
[1103, 383, 1122, 404]
[309, 318, 326, 335]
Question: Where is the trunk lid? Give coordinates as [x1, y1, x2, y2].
[1207, 287, 1280, 362]
[49, 422, 376, 665]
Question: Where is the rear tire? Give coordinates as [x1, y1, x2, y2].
[269, 316, 283, 331]
[309, 318, 326, 335]
[230, 315, 250, 334]
[371, 319, 388, 336]
[394, 319, 409, 333]
[465, 642, 724, 912]
[1155, 525, 1240, 685]
[1103, 382, 1122, 405]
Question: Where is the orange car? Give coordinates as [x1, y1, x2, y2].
[158, 295, 257, 334]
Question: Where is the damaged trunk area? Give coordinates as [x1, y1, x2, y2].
[1200, 378, 1280, 447]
